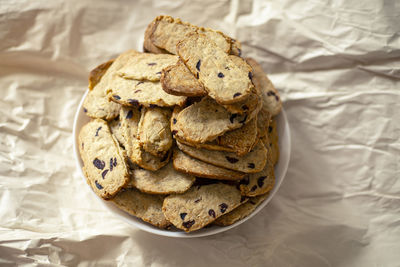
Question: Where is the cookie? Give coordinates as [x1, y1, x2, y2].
[162, 58, 258, 115]
[177, 141, 268, 173]
[112, 106, 170, 171]
[176, 117, 258, 156]
[108, 77, 187, 108]
[177, 33, 253, 104]
[129, 162, 195, 194]
[83, 50, 140, 120]
[267, 118, 279, 166]
[144, 15, 241, 56]
[214, 193, 269, 226]
[138, 107, 173, 157]
[171, 97, 248, 144]
[216, 117, 258, 156]
[83, 89, 121, 121]
[129, 141, 172, 171]
[111, 188, 171, 229]
[161, 60, 207, 97]
[162, 183, 244, 232]
[246, 58, 282, 117]
[172, 149, 246, 180]
[118, 53, 179, 82]
[257, 109, 271, 138]
[88, 59, 115, 90]
[239, 160, 275, 197]
[78, 119, 129, 199]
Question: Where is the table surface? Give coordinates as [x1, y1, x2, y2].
[0, 0, 399, 266]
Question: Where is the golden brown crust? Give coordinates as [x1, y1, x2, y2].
[88, 59, 115, 90]
[172, 149, 246, 180]
[143, 17, 167, 54]
[161, 61, 207, 97]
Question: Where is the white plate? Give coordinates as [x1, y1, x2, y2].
[73, 90, 291, 238]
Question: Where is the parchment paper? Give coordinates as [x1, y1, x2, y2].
[1, 0, 399, 266]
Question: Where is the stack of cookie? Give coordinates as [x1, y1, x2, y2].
[78, 15, 282, 232]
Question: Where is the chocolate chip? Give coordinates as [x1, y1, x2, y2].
[180, 213, 187, 220]
[225, 156, 239, 163]
[240, 176, 249, 185]
[237, 48, 242, 57]
[233, 92, 242, 98]
[147, 63, 157, 66]
[173, 118, 177, 124]
[182, 220, 195, 229]
[137, 81, 144, 85]
[134, 89, 142, 93]
[219, 203, 228, 213]
[83, 108, 87, 113]
[257, 176, 267, 187]
[240, 196, 247, 202]
[196, 60, 201, 71]
[248, 72, 253, 80]
[110, 158, 113, 171]
[149, 104, 157, 108]
[248, 163, 255, 169]
[155, 71, 161, 75]
[95, 180, 103, 189]
[194, 197, 202, 203]
[208, 209, 216, 218]
[275, 95, 279, 101]
[267, 91, 276, 96]
[218, 72, 224, 78]
[242, 105, 249, 110]
[250, 200, 256, 205]
[229, 114, 237, 123]
[268, 126, 273, 133]
[171, 130, 177, 136]
[93, 158, 105, 170]
[126, 110, 133, 119]
[95, 127, 102, 136]
[101, 169, 108, 179]
[113, 95, 121, 100]
[196, 72, 199, 79]
[128, 99, 139, 106]
[250, 185, 257, 192]
[113, 157, 117, 167]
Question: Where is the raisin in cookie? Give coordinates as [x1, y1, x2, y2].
[172, 149, 246, 180]
[108, 77, 186, 108]
[78, 119, 129, 199]
[214, 193, 269, 226]
[177, 141, 268, 173]
[177, 33, 253, 104]
[239, 159, 275, 197]
[162, 183, 244, 232]
[129, 162, 195, 194]
[111, 188, 171, 229]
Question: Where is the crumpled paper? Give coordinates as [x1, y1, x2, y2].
[1, 0, 399, 266]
